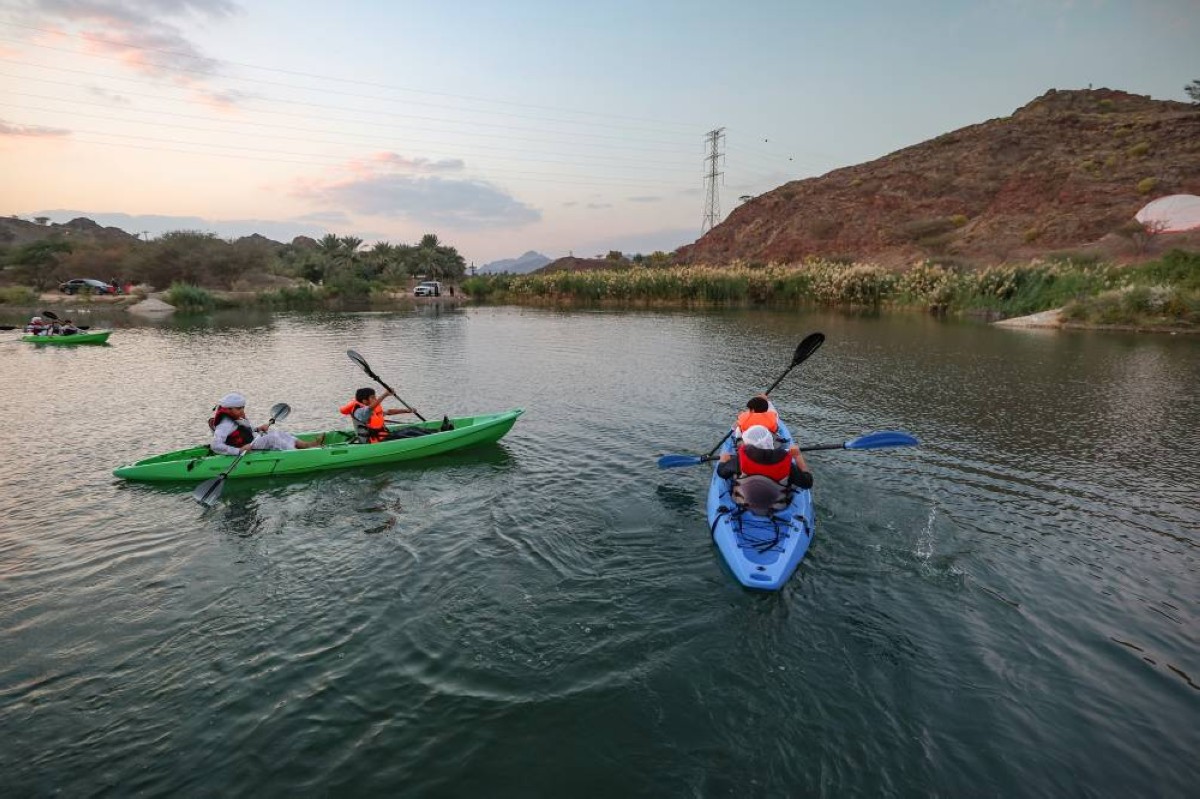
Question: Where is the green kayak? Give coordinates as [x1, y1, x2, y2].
[22, 330, 112, 344]
[114, 408, 523, 482]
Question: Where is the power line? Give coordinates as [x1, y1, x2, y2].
[20, 128, 691, 189]
[0, 99, 702, 173]
[0, 59, 694, 147]
[0, 36, 699, 137]
[3, 22, 703, 130]
[2, 78, 690, 155]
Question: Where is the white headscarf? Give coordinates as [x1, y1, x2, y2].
[743, 425, 775, 450]
[219, 392, 246, 408]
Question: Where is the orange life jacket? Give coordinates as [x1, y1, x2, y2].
[737, 408, 779, 433]
[341, 399, 387, 442]
[736, 444, 792, 482]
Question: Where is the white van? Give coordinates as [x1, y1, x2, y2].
[414, 281, 442, 297]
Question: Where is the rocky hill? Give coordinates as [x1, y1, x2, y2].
[479, 250, 551, 274]
[534, 256, 635, 274]
[676, 88, 1200, 267]
[0, 215, 141, 248]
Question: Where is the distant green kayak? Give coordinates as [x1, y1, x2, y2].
[114, 409, 523, 482]
[22, 330, 112, 344]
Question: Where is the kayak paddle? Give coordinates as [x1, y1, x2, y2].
[192, 402, 290, 507]
[656, 430, 920, 469]
[801, 431, 920, 451]
[656, 332, 825, 469]
[346, 349, 426, 421]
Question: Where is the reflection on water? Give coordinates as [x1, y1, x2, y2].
[0, 307, 1197, 795]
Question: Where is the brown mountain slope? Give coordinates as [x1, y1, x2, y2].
[676, 88, 1200, 267]
[0, 215, 141, 248]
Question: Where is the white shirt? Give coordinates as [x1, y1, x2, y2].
[211, 418, 257, 456]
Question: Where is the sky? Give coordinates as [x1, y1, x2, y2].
[0, 0, 1196, 266]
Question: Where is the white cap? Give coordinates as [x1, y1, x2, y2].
[743, 425, 774, 449]
[31, 316, 42, 322]
[219, 392, 246, 408]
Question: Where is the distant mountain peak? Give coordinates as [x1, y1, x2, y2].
[479, 251, 551, 273]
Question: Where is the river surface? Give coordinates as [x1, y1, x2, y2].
[1, 305, 1196, 797]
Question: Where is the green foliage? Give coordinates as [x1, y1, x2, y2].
[131, 231, 268, 290]
[1136, 177, 1158, 194]
[417, 250, 1200, 329]
[0, 285, 37, 304]
[1124, 249, 1200, 290]
[1097, 99, 1115, 113]
[1185, 79, 1200, 105]
[256, 285, 323, 310]
[1127, 141, 1151, 158]
[4, 237, 73, 291]
[166, 282, 222, 312]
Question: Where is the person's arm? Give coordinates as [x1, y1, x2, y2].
[384, 407, 415, 415]
[716, 451, 741, 479]
[211, 419, 245, 456]
[787, 445, 814, 488]
[351, 406, 373, 426]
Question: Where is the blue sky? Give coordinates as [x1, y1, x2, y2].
[0, 0, 1196, 264]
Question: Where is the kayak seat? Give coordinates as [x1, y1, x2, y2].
[732, 475, 791, 516]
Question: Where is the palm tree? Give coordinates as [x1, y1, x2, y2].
[340, 236, 363, 253]
[317, 234, 342, 256]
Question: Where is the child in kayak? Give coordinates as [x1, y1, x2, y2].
[209, 393, 324, 455]
[734, 394, 779, 440]
[340, 387, 420, 443]
[718, 424, 813, 514]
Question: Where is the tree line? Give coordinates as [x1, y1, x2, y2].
[0, 230, 467, 295]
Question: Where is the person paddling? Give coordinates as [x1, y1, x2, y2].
[340, 387, 418, 443]
[24, 316, 49, 335]
[717, 424, 813, 514]
[734, 393, 780, 440]
[209, 393, 323, 455]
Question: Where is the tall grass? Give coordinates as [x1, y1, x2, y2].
[459, 251, 1199, 327]
[165, 281, 221, 312]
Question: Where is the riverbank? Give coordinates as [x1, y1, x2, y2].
[462, 250, 1200, 333]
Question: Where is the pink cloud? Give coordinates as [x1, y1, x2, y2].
[0, 119, 71, 137]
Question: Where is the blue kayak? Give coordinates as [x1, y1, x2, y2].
[705, 419, 815, 590]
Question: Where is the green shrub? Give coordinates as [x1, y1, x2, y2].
[1136, 177, 1158, 194]
[166, 281, 219, 311]
[257, 285, 322, 310]
[1127, 141, 1151, 157]
[0, 285, 37, 304]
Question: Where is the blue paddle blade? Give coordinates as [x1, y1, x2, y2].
[657, 454, 706, 469]
[843, 431, 920, 450]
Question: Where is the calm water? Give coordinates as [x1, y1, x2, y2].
[0, 306, 1196, 796]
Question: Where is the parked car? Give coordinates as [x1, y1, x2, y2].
[60, 278, 120, 295]
[414, 281, 442, 297]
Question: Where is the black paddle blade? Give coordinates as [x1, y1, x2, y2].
[41, 309, 60, 320]
[346, 349, 370, 371]
[792, 332, 825, 366]
[192, 476, 225, 506]
[268, 402, 291, 423]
